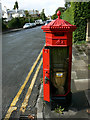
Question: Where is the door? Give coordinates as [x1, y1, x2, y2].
[50, 47, 69, 96]
[43, 48, 50, 102]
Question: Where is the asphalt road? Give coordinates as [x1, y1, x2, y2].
[2, 26, 45, 118]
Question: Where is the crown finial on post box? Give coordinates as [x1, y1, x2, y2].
[57, 10, 61, 19]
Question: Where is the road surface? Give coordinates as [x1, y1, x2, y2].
[2, 26, 45, 119]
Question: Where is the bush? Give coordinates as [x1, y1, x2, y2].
[2, 21, 8, 31]
[8, 18, 22, 29]
[19, 17, 26, 26]
[7, 17, 36, 29]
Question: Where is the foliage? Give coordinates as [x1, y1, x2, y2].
[62, 2, 90, 42]
[30, 17, 35, 23]
[62, 2, 74, 25]
[19, 17, 27, 25]
[88, 64, 90, 70]
[40, 9, 47, 21]
[40, 78, 43, 84]
[7, 16, 36, 29]
[13, 1, 19, 10]
[73, 2, 90, 42]
[55, 106, 64, 114]
[5, 15, 42, 30]
[74, 40, 86, 45]
[51, 14, 57, 20]
[65, 1, 71, 10]
[51, 7, 65, 20]
[8, 17, 24, 29]
[2, 20, 8, 31]
[22, 17, 30, 25]
[24, 10, 29, 17]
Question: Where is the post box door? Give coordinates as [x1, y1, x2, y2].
[43, 48, 50, 102]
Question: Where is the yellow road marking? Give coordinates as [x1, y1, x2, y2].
[11, 50, 42, 107]
[20, 58, 43, 113]
[4, 107, 17, 120]
[4, 50, 42, 119]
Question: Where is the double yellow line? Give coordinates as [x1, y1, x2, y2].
[4, 50, 43, 119]
[20, 58, 43, 112]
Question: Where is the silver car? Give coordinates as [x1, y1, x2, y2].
[31, 23, 36, 27]
[45, 20, 52, 25]
[23, 23, 32, 29]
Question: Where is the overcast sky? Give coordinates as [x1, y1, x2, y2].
[1, 0, 65, 16]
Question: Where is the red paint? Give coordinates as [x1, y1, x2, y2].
[43, 48, 50, 102]
[42, 11, 77, 102]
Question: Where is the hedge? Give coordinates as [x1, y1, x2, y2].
[8, 18, 22, 29]
[2, 21, 8, 31]
[62, 2, 74, 25]
[8, 17, 31, 29]
[62, 2, 90, 42]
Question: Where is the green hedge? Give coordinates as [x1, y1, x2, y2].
[62, 2, 90, 42]
[8, 17, 27, 29]
[73, 2, 90, 42]
[62, 2, 74, 25]
[2, 22, 8, 31]
[8, 18, 22, 29]
[7, 17, 37, 29]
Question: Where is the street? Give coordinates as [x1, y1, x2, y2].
[2, 26, 90, 119]
[2, 26, 45, 118]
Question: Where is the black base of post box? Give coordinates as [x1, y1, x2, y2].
[51, 92, 72, 110]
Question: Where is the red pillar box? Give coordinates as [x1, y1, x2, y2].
[41, 11, 77, 103]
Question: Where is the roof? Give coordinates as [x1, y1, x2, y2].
[41, 11, 77, 32]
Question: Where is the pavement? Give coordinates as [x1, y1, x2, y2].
[36, 43, 90, 120]
[2, 25, 42, 34]
[2, 28, 24, 34]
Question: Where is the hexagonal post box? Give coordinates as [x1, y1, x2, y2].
[41, 11, 77, 104]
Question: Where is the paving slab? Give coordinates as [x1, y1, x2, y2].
[74, 79, 89, 90]
[36, 45, 90, 119]
[36, 84, 89, 119]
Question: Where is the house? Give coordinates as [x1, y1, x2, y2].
[12, 9, 26, 18]
[29, 10, 39, 17]
[47, 15, 52, 20]
[2, 6, 26, 21]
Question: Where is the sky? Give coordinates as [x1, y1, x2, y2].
[1, 0, 65, 16]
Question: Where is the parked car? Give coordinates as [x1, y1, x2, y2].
[35, 20, 40, 25]
[35, 19, 44, 25]
[23, 23, 32, 29]
[31, 23, 36, 27]
[45, 20, 52, 25]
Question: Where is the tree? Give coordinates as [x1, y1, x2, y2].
[51, 7, 65, 20]
[40, 9, 46, 21]
[51, 14, 57, 20]
[13, 1, 19, 10]
[24, 10, 29, 17]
